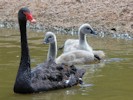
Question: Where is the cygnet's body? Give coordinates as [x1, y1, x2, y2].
[44, 32, 99, 65]
[63, 23, 105, 60]
[56, 50, 98, 65]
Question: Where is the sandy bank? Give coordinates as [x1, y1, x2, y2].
[0, 0, 133, 35]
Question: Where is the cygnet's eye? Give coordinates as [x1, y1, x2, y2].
[49, 36, 52, 38]
[85, 27, 92, 33]
[48, 35, 54, 43]
[86, 27, 90, 30]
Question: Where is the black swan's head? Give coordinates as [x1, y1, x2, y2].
[18, 7, 36, 23]
[79, 23, 96, 35]
[43, 32, 56, 44]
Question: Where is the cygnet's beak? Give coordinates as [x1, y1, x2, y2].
[43, 41, 47, 44]
[43, 39, 48, 44]
[91, 30, 97, 35]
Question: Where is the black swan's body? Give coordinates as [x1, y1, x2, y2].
[13, 7, 86, 94]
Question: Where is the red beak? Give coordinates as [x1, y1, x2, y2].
[24, 12, 36, 23]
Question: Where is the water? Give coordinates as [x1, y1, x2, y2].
[0, 28, 133, 100]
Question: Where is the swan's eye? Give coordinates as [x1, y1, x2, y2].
[49, 36, 52, 39]
[86, 27, 90, 30]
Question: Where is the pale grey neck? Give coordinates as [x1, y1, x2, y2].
[79, 31, 87, 45]
[78, 30, 93, 52]
[47, 42, 57, 60]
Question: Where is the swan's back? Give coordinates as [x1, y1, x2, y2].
[56, 50, 95, 65]
[64, 39, 93, 53]
[93, 50, 105, 60]
[64, 39, 79, 53]
[30, 59, 86, 92]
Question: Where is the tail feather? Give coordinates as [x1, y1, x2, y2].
[58, 44, 64, 50]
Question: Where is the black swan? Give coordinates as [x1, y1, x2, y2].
[13, 7, 86, 94]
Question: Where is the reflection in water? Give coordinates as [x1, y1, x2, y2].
[0, 28, 133, 100]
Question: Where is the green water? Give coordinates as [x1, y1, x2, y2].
[0, 28, 133, 100]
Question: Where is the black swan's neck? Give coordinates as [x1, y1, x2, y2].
[19, 20, 30, 71]
[14, 19, 32, 93]
[48, 42, 57, 60]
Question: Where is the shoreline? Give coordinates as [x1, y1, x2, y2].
[0, 21, 133, 40]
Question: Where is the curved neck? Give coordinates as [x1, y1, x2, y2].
[79, 31, 87, 45]
[19, 19, 30, 71]
[78, 31, 93, 52]
[14, 19, 31, 92]
[47, 41, 57, 61]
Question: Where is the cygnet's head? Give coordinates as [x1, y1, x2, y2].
[44, 32, 56, 44]
[79, 23, 96, 35]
